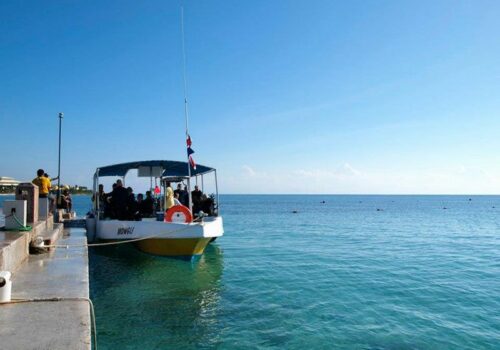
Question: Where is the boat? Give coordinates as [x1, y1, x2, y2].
[86, 160, 224, 257]
[86, 8, 223, 257]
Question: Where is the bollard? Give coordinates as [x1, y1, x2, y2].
[0, 271, 12, 302]
[16, 183, 39, 223]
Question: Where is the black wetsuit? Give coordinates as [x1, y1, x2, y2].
[191, 189, 203, 213]
[127, 194, 139, 220]
[140, 197, 154, 217]
[110, 186, 129, 220]
[180, 190, 188, 206]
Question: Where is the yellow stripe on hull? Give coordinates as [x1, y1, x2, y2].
[134, 237, 212, 256]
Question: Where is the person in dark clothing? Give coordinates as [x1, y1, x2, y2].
[140, 191, 155, 217]
[126, 187, 139, 220]
[110, 179, 129, 220]
[174, 184, 182, 199]
[93, 184, 106, 208]
[180, 185, 189, 207]
[191, 185, 203, 213]
[201, 194, 215, 216]
[173, 184, 188, 207]
[103, 183, 117, 218]
[93, 184, 108, 219]
[137, 193, 144, 206]
[60, 189, 73, 212]
[191, 185, 202, 202]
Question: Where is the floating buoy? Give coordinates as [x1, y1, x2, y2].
[164, 205, 193, 223]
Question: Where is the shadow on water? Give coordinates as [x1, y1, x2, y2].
[89, 243, 225, 349]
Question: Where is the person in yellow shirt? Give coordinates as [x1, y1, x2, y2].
[32, 169, 52, 198]
[164, 182, 174, 210]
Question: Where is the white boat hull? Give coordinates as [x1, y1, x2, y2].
[93, 216, 223, 256]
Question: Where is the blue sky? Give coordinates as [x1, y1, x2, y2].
[1, 0, 500, 194]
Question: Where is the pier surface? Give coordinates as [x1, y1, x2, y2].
[0, 227, 91, 350]
[0, 217, 57, 272]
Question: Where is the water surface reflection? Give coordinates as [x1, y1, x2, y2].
[90, 243, 225, 349]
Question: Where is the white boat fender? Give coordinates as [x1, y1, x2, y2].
[0, 271, 12, 302]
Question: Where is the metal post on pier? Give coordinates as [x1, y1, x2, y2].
[57, 112, 63, 207]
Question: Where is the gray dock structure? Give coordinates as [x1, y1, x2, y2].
[0, 215, 91, 349]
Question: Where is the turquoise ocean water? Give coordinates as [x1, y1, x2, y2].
[1, 195, 499, 349]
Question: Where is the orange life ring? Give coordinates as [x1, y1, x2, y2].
[164, 205, 193, 223]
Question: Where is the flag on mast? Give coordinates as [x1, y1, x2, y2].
[186, 134, 196, 170]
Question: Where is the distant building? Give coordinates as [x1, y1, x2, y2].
[0, 176, 20, 193]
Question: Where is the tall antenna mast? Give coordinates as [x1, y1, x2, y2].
[181, 5, 193, 213]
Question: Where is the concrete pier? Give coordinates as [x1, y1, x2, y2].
[0, 228, 91, 349]
[0, 215, 61, 272]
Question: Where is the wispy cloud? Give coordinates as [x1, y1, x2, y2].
[241, 165, 258, 177]
[221, 163, 500, 194]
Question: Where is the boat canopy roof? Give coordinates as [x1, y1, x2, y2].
[96, 160, 215, 178]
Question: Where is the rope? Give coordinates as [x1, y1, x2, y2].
[45, 216, 206, 249]
[1, 297, 97, 350]
[3, 213, 32, 231]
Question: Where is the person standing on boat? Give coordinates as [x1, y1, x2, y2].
[181, 185, 189, 207]
[173, 192, 183, 206]
[92, 184, 107, 218]
[126, 187, 139, 220]
[92, 184, 106, 208]
[174, 183, 187, 206]
[164, 181, 174, 210]
[137, 193, 145, 217]
[192, 185, 202, 202]
[104, 183, 117, 218]
[110, 179, 129, 220]
[141, 191, 154, 217]
[174, 183, 183, 199]
[192, 185, 203, 213]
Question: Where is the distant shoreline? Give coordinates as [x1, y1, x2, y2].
[2, 193, 500, 196]
[217, 193, 500, 196]
[0, 192, 92, 196]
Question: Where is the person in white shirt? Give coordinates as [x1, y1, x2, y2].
[173, 192, 183, 206]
